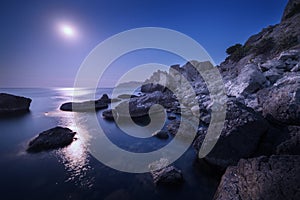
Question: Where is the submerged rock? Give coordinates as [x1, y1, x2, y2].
[27, 127, 76, 152]
[214, 155, 300, 200]
[0, 93, 32, 115]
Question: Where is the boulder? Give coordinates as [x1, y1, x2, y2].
[150, 166, 183, 186]
[0, 93, 31, 115]
[152, 130, 169, 139]
[27, 127, 76, 152]
[258, 74, 300, 125]
[226, 64, 268, 97]
[276, 126, 300, 155]
[194, 99, 269, 169]
[214, 155, 300, 200]
[102, 109, 117, 121]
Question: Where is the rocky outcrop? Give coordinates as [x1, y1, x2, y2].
[282, 0, 300, 21]
[114, 91, 176, 118]
[194, 99, 269, 169]
[27, 127, 76, 152]
[60, 94, 110, 112]
[214, 155, 300, 200]
[258, 73, 300, 125]
[0, 93, 31, 115]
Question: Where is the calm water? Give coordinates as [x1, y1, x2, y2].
[0, 88, 219, 200]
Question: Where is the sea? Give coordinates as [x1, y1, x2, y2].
[0, 88, 220, 200]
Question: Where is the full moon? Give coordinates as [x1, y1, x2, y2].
[59, 24, 76, 38]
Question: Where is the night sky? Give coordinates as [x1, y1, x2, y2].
[0, 0, 287, 87]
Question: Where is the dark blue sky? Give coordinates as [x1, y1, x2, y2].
[0, 0, 288, 87]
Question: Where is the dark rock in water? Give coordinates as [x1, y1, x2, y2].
[0, 93, 32, 115]
[151, 166, 183, 186]
[60, 101, 108, 112]
[117, 94, 138, 99]
[214, 155, 300, 200]
[258, 74, 300, 125]
[115, 91, 175, 118]
[152, 130, 169, 139]
[102, 109, 117, 121]
[27, 127, 76, 152]
[276, 126, 300, 155]
[60, 93, 110, 112]
[98, 94, 111, 103]
[194, 99, 269, 170]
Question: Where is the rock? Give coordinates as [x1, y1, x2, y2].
[276, 126, 300, 155]
[150, 166, 183, 186]
[115, 91, 175, 118]
[278, 49, 300, 61]
[0, 93, 32, 115]
[226, 64, 268, 97]
[117, 94, 138, 99]
[60, 101, 108, 112]
[167, 120, 180, 135]
[194, 99, 269, 169]
[152, 130, 169, 139]
[258, 74, 300, 125]
[167, 114, 176, 120]
[263, 68, 283, 84]
[259, 60, 284, 72]
[102, 109, 117, 121]
[141, 83, 165, 93]
[27, 127, 76, 152]
[60, 94, 110, 112]
[291, 63, 300, 72]
[98, 94, 111, 103]
[190, 105, 199, 116]
[214, 155, 300, 200]
[282, 0, 300, 21]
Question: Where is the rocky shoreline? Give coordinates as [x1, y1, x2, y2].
[1, 0, 299, 198]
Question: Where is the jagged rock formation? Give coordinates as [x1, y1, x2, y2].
[214, 155, 300, 200]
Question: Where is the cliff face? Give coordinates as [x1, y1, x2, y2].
[141, 1, 300, 198]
